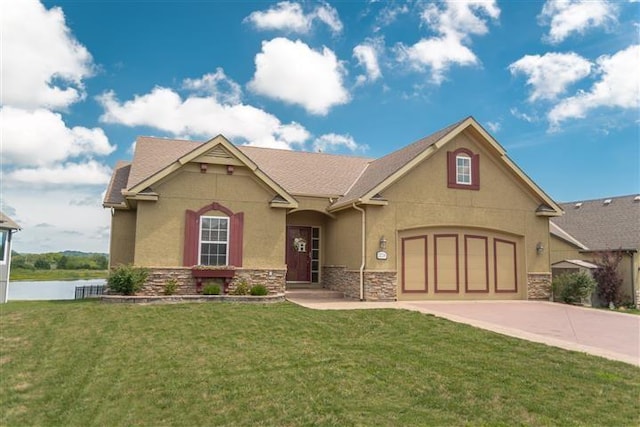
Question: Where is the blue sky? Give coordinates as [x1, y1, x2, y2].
[1, 0, 639, 253]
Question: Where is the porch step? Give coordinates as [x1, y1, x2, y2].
[285, 288, 345, 300]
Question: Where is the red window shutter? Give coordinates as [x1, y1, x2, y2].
[183, 210, 199, 266]
[472, 154, 480, 190]
[229, 212, 244, 267]
[447, 151, 456, 187]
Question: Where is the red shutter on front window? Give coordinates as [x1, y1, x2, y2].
[229, 212, 244, 267]
[183, 210, 199, 266]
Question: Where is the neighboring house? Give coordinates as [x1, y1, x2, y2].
[103, 116, 563, 301]
[550, 195, 640, 306]
[0, 212, 20, 304]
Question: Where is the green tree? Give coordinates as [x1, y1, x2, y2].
[57, 255, 68, 269]
[34, 259, 51, 270]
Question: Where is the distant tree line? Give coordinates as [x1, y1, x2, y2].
[11, 252, 108, 270]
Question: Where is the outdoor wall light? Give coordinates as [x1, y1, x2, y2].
[536, 242, 544, 254]
[379, 236, 387, 250]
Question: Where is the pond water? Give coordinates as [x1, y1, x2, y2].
[8, 279, 107, 301]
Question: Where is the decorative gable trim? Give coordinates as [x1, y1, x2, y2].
[127, 135, 298, 209]
[330, 117, 562, 216]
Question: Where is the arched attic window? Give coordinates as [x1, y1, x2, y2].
[447, 148, 480, 190]
[183, 202, 243, 267]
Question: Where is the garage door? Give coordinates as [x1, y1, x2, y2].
[400, 228, 522, 300]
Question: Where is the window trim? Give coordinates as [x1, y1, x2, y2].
[183, 201, 244, 267]
[447, 148, 480, 190]
[456, 154, 472, 185]
[198, 216, 230, 266]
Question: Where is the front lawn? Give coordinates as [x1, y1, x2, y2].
[1, 301, 638, 426]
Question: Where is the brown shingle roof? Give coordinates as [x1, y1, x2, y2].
[103, 161, 132, 205]
[0, 211, 20, 230]
[127, 137, 201, 189]
[238, 146, 371, 196]
[551, 195, 640, 251]
[335, 117, 468, 206]
[0, 212, 21, 230]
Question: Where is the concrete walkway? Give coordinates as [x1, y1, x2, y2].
[286, 290, 640, 367]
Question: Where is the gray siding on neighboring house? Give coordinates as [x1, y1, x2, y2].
[1, 212, 20, 303]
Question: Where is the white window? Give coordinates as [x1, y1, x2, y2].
[456, 154, 471, 185]
[199, 216, 229, 266]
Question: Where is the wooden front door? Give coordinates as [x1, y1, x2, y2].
[286, 226, 311, 282]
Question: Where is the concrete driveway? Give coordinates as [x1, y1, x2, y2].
[286, 291, 640, 366]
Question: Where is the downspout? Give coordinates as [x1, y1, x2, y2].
[630, 251, 636, 308]
[352, 203, 365, 301]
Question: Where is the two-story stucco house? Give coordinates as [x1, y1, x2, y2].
[103, 116, 562, 300]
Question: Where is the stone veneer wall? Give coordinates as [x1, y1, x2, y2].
[635, 289, 640, 308]
[527, 272, 552, 300]
[115, 267, 286, 296]
[230, 269, 286, 294]
[322, 266, 397, 301]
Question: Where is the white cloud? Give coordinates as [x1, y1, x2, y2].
[3, 188, 111, 253]
[1, 106, 115, 166]
[314, 2, 343, 34]
[486, 121, 501, 133]
[353, 38, 383, 85]
[0, 0, 94, 110]
[7, 161, 112, 186]
[248, 38, 350, 115]
[548, 44, 640, 127]
[182, 68, 242, 104]
[396, 1, 500, 84]
[244, 1, 342, 34]
[397, 35, 478, 83]
[98, 83, 312, 149]
[374, 3, 409, 32]
[510, 108, 538, 123]
[508, 52, 592, 101]
[539, 0, 618, 44]
[312, 133, 366, 153]
[421, 0, 500, 37]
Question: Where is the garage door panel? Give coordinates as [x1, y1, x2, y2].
[465, 235, 489, 292]
[402, 236, 427, 292]
[494, 238, 517, 293]
[434, 235, 459, 293]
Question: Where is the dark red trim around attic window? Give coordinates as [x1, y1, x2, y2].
[183, 201, 244, 267]
[447, 148, 480, 190]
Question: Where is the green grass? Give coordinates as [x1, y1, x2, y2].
[1, 301, 638, 426]
[9, 268, 108, 281]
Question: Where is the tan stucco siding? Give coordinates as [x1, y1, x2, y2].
[551, 235, 637, 302]
[294, 196, 332, 212]
[370, 131, 550, 275]
[324, 208, 362, 269]
[109, 210, 136, 266]
[133, 164, 286, 268]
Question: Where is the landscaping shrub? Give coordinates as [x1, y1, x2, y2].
[202, 284, 221, 295]
[230, 280, 250, 295]
[552, 272, 596, 305]
[593, 251, 624, 307]
[250, 284, 268, 296]
[107, 264, 149, 296]
[163, 278, 178, 295]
